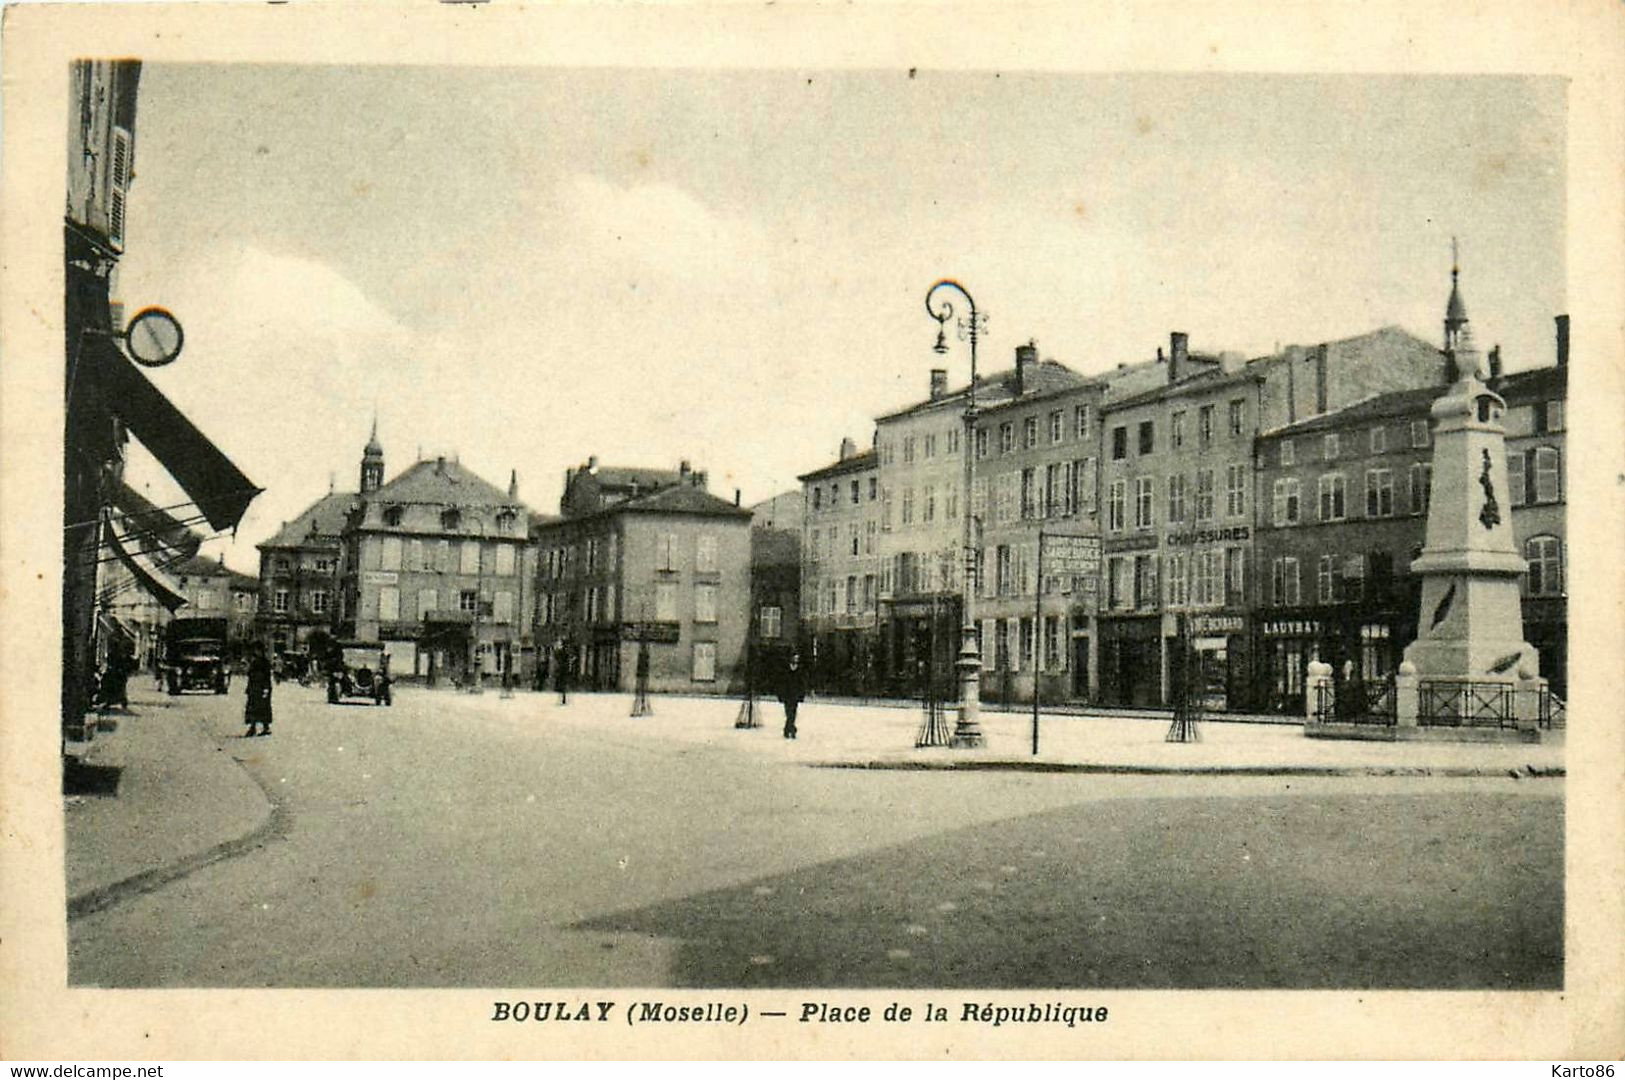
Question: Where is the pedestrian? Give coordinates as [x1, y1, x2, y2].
[244, 645, 274, 737]
[556, 643, 572, 705]
[778, 652, 806, 739]
[534, 650, 550, 693]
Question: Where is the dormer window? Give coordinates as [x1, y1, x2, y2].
[441, 508, 461, 531]
[383, 505, 404, 527]
[497, 509, 517, 534]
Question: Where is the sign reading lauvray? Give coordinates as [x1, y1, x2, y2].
[1044, 533, 1101, 574]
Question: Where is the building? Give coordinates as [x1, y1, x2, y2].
[796, 439, 882, 694]
[170, 554, 259, 659]
[748, 491, 803, 683]
[533, 460, 752, 693]
[64, 59, 258, 744]
[256, 488, 353, 663]
[335, 449, 535, 686]
[967, 344, 1107, 706]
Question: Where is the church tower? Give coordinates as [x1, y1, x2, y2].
[360, 417, 385, 494]
[1442, 238, 1474, 367]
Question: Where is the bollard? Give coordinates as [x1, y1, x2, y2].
[1394, 660, 1419, 728]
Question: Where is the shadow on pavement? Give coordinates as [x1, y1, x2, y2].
[573, 790, 1562, 990]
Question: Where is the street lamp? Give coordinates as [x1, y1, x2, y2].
[925, 279, 986, 748]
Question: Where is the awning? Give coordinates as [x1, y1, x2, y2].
[110, 481, 204, 559]
[82, 336, 261, 533]
[105, 520, 188, 612]
[98, 612, 137, 641]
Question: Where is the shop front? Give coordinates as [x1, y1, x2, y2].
[1168, 612, 1251, 712]
[1253, 608, 1411, 716]
[1098, 614, 1162, 707]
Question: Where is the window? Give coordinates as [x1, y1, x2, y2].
[1342, 555, 1365, 602]
[1370, 426, 1386, 454]
[1044, 615, 1062, 671]
[1272, 557, 1300, 606]
[1228, 399, 1245, 437]
[1198, 405, 1214, 448]
[383, 505, 404, 527]
[1226, 463, 1246, 518]
[868, 477, 878, 500]
[760, 606, 782, 638]
[378, 586, 399, 622]
[493, 591, 514, 622]
[1166, 552, 1188, 607]
[901, 487, 915, 525]
[441, 508, 461, 531]
[1317, 556, 1336, 604]
[1049, 410, 1064, 444]
[850, 525, 860, 555]
[1168, 474, 1188, 522]
[1318, 474, 1346, 522]
[1109, 557, 1131, 610]
[1410, 463, 1432, 515]
[497, 509, 517, 535]
[1000, 423, 1015, 454]
[692, 642, 717, 682]
[419, 588, 437, 618]
[1024, 416, 1038, 449]
[495, 544, 516, 576]
[695, 584, 718, 623]
[1020, 469, 1036, 520]
[903, 436, 915, 464]
[948, 427, 961, 455]
[1365, 469, 1394, 518]
[1507, 451, 1527, 506]
[1072, 458, 1096, 514]
[975, 428, 989, 459]
[1108, 480, 1126, 532]
[1133, 554, 1158, 609]
[657, 533, 679, 571]
[1111, 426, 1128, 460]
[849, 479, 861, 504]
[1525, 536, 1563, 596]
[1137, 420, 1155, 456]
[436, 540, 451, 572]
[585, 539, 599, 574]
[996, 545, 1013, 596]
[310, 589, 329, 615]
[1195, 468, 1215, 522]
[1134, 476, 1155, 530]
[865, 520, 877, 554]
[459, 589, 479, 613]
[1546, 401, 1564, 433]
[275, 556, 291, 573]
[1045, 462, 1067, 517]
[1280, 439, 1295, 467]
[654, 581, 678, 621]
[812, 487, 822, 510]
[1075, 404, 1091, 440]
[1323, 433, 1339, 461]
[697, 534, 719, 573]
[1192, 550, 1219, 606]
[1225, 547, 1245, 606]
[863, 574, 876, 610]
[995, 474, 1016, 525]
[1169, 411, 1185, 450]
[460, 541, 480, 575]
[1533, 447, 1561, 503]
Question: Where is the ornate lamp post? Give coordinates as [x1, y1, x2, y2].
[925, 279, 986, 748]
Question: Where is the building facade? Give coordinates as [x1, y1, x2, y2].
[256, 490, 352, 663]
[748, 490, 804, 684]
[797, 439, 883, 694]
[336, 453, 535, 686]
[170, 555, 259, 659]
[534, 463, 752, 693]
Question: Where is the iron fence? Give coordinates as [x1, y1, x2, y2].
[1538, 687, 1566, 730]
[1338, 677, 1398, 726]
[1312, 680, 1335, 724]
[1418, 680, 1517, 728]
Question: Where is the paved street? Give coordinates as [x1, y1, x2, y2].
[68, 685, 1562, 989]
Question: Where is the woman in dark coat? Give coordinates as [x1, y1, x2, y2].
[778, 653, 806, 739]
[244, 647, 274, 737]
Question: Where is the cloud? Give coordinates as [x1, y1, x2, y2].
[555, 175, 770, 288]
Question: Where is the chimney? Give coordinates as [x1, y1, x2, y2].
[1015, 341, 1038, 395]
[508, 469, 519, 500]
[1555, 314, 1569, 367]
[1314, 343, 1329, 415]
[839, 436, 856, 461]
[679, 460, 692, 482]
[1487, 345, 1503, 383]
[929, 368, 948, 400]
[436, 455, 446, 475]
[694, 469, 708, 489]
[734, 488, 742, 507]
[1169, 332, 1189, 384]
[586, 455, 599, 473]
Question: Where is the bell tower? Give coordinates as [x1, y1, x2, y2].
[360, 416, 384, 494]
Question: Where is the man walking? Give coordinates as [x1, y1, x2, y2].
[244, 645, 274, 737]
[778, 652, 806, 740]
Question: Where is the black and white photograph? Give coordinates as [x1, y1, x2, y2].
[4, 0, 1622, 1064]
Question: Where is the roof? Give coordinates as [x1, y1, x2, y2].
[368, 457, 528, 512]
[259, 491, 356, 549]
[798, 448, 877, 483]
[539, 482, 751, 527]
[587, 465, 688, 492]
[875, 359, 1096, 423]
[1259, 384, 1447, 439]
[171, 554, 258, 590]
[1493, 363, 1566, 402]
[1102, 361, 1259, 413]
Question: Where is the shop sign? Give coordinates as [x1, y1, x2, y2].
[1167, 525, 1250, 547]
[1104, 534, 1160, 553]
[363, 571, 399, 586]
[1043, 533, 1101, 574]
[1263, 618, 1321, 637]
[1192, 614, 1246, 634]
[622, 621, 680, 643]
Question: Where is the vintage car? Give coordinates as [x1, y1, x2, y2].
[166, 617, 230, 695]
[326, 642, 393, 706]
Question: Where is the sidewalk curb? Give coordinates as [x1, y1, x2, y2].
[812, 760, 1566, 779]
[68, 719, 290, 922]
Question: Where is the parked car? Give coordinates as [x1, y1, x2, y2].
[166, 617, 230, 695]
[327, 642, 392, 706]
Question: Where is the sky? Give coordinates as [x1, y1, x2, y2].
[112, 67, 1566, 574]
